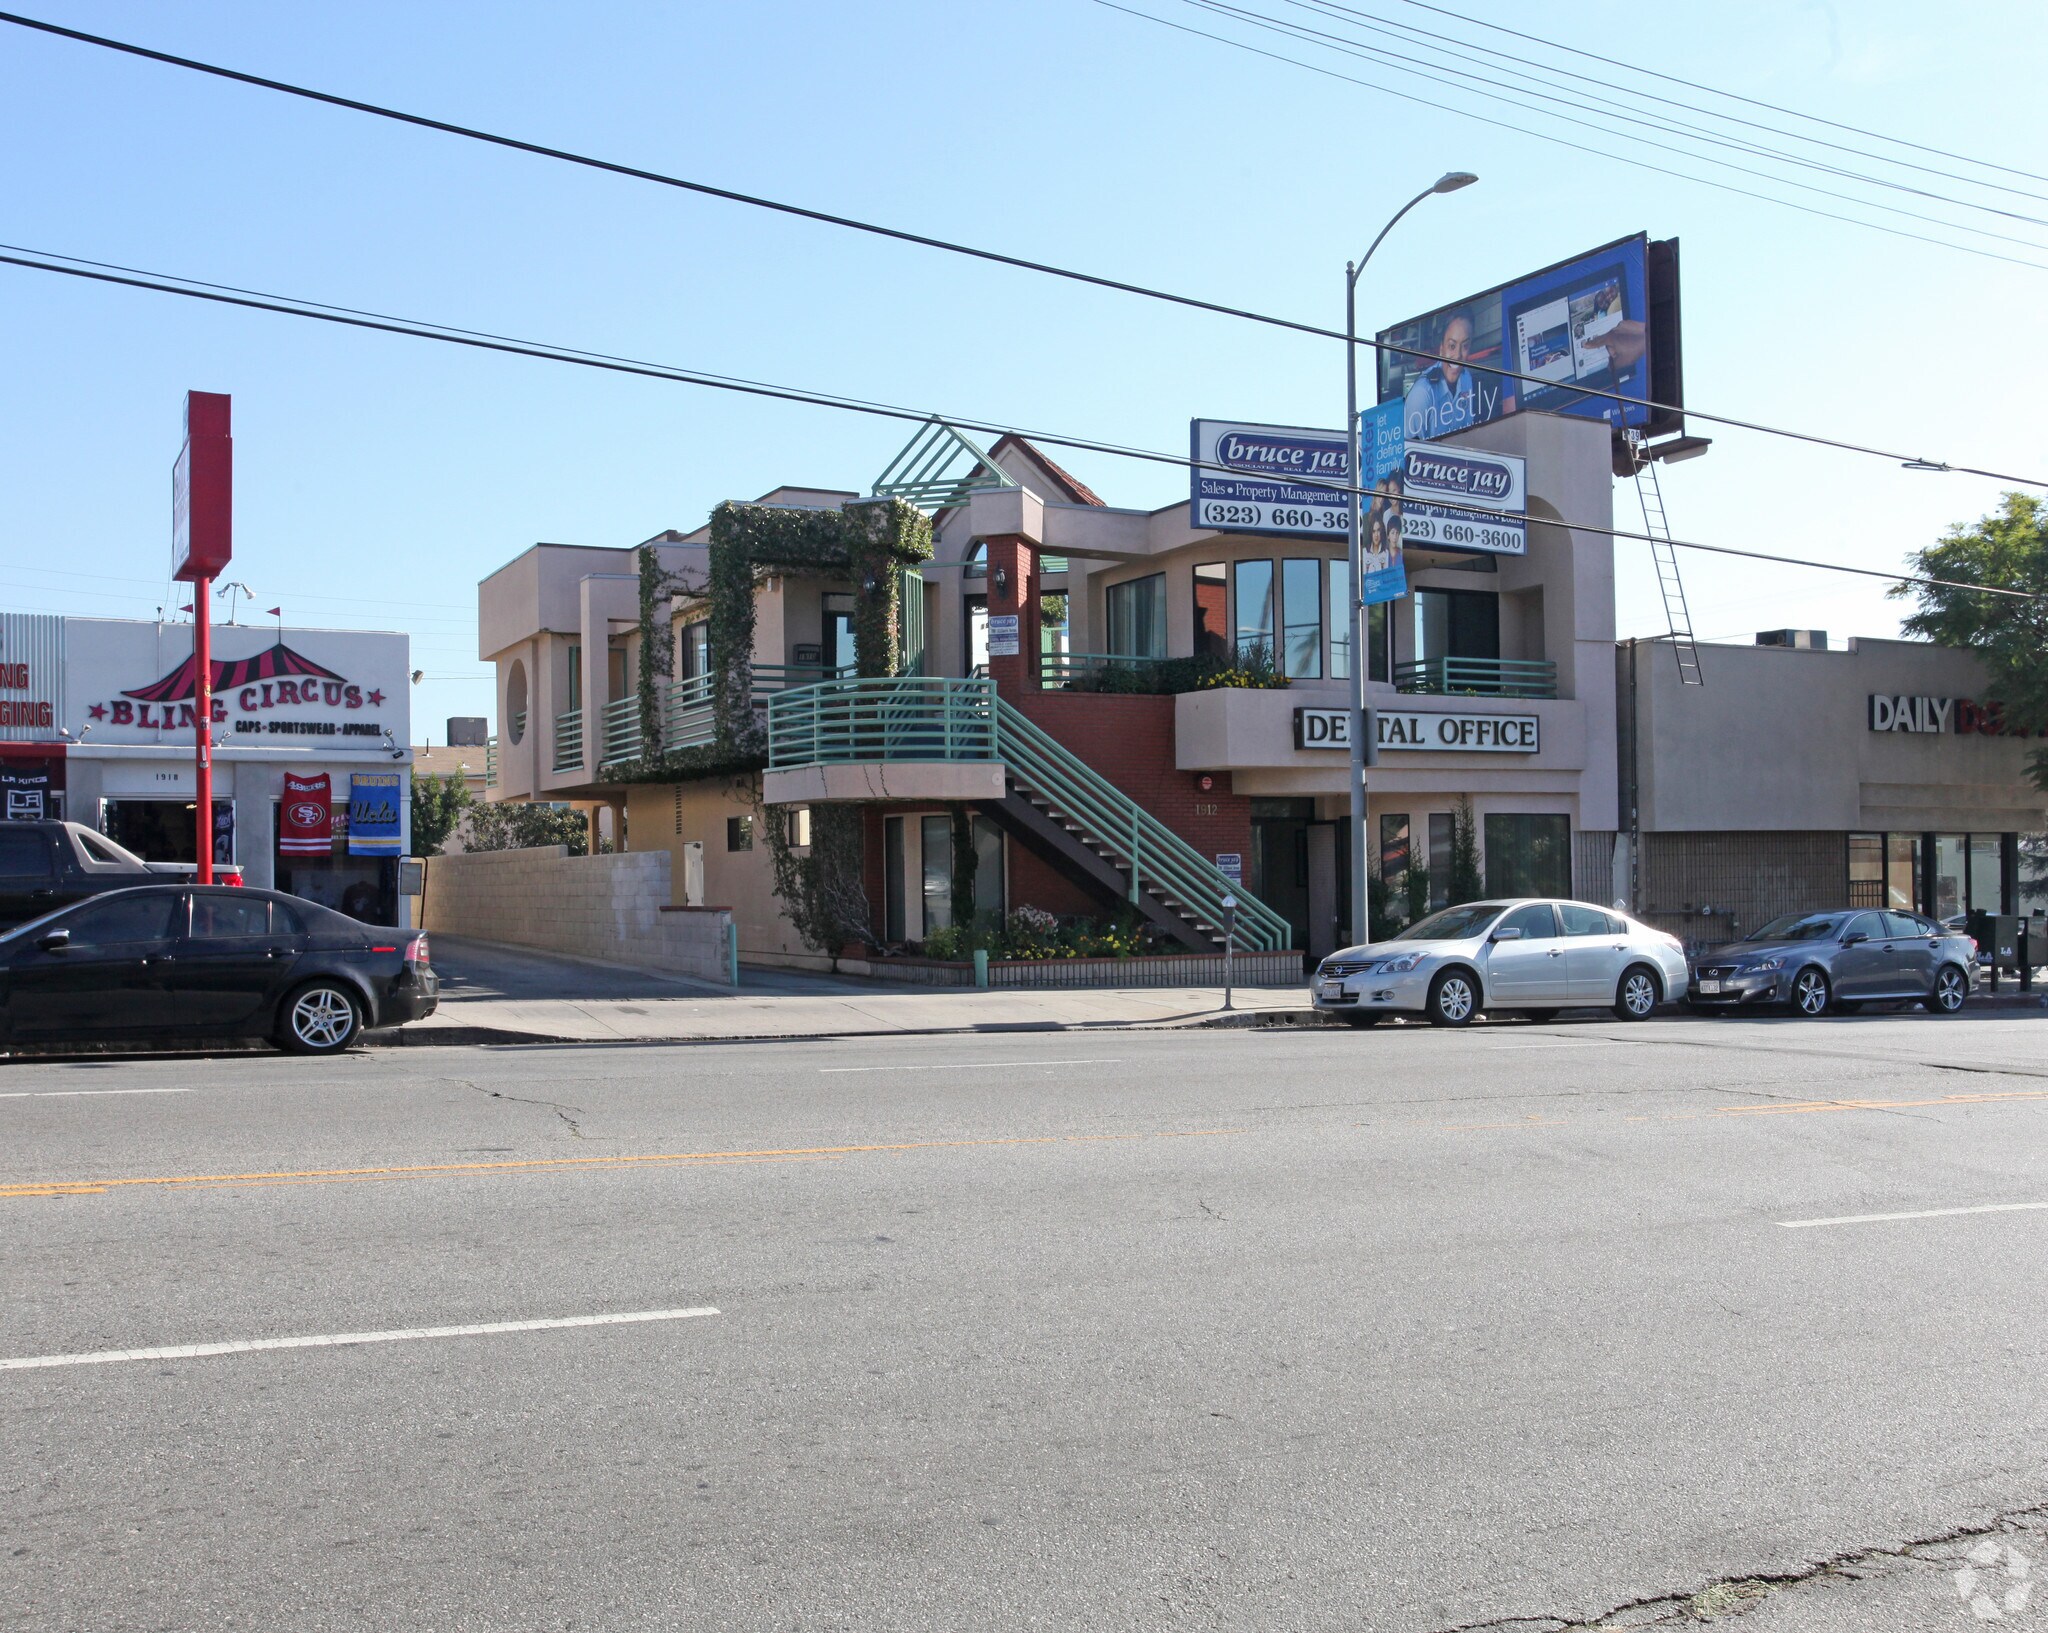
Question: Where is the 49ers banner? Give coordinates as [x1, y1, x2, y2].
[279, 772, 332, 855]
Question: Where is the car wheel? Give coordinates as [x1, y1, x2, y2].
[1924, 964, 1969, 1014]
[1339, 1012, 1384, 1029]
[1425, 969, 1478, 1027]
[1521, 1009, 1559, 1024]
[1613, 964, 1661, 1021]
[1789, 966, 1831, 1018]
[279, 981, 363, 1054]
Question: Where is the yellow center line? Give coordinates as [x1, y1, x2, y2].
[0, 1128, 1248, 1202]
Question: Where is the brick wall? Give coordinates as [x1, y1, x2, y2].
[1016, 691, 1255, 867]
[420, 845, 736, 985]
[1640, 830, 1847, 948]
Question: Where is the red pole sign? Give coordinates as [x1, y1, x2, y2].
[173, 392, 232, 885]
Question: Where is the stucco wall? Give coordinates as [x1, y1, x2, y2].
[624, 779, 821, 964]
[420, 845, 735, 985]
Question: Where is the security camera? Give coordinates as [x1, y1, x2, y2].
[390, 749, 406, 761]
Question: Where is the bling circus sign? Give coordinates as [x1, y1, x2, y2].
[62, 619, 409, 746]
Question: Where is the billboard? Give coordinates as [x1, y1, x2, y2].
[1375, 235, 1682, 441]
[172, 391, 233, 583]
[1358, 401, 1526, 571]
[1190, 420, 1350, 538]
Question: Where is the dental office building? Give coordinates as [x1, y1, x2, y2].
[0, 613, 415, 925]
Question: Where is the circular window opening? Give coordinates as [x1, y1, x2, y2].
[505, 659, 528, 745]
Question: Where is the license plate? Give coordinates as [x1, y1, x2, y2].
[1318, 981, 1345, 1000]
[1699, 979, 1722, 994]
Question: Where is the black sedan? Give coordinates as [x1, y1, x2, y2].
[0, 885, 437, 1053]
[1688, 909, 1976, 1017]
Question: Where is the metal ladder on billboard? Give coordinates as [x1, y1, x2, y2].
[1626, 430, 1703, 686]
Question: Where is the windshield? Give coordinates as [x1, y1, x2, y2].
[1393, 902, 1508, 942]
[1746, 912, 1846, 942]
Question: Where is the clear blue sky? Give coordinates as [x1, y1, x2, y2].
[3, 0, 2041, 737]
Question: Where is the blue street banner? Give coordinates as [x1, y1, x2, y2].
[1356, 402, 1409, 608]
[346, 772, 402, 856]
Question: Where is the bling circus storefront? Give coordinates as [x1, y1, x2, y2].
[0, 614, 414, 925]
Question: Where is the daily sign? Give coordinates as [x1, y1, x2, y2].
[1295, 707, 1540, 753]
[1190, 420, 1351, 538]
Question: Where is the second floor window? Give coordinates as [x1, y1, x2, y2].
[1105, 573, 1166, 659]
[1234, 560, 1273, 665]
[1193, 563, 1227, 660]
[565, 643, 582, 711]
[1281, 559, 1322, 679]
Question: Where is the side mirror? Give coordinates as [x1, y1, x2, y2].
[37, 929, 70, 953]
[1841, 931, 1868, 946]
[1490, 926, 1524, 942]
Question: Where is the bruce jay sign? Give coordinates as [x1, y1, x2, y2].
[1294, 706, 1540, 754]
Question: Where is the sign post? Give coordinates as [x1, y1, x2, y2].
[172, 392, 232, 885]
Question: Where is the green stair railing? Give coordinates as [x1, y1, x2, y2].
[764, 677, 1291, 952]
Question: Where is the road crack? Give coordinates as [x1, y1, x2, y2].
[446, 1077, 587, 1139]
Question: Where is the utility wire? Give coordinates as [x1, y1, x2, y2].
[1247, 0, 2048, 232]
[1377, 0, 2048, 190]
[0, 244, 2035, 605]
[1098, 0, 2048, 274]
[2, 11, 2044, 487]
[1289, 0, 2048, 209]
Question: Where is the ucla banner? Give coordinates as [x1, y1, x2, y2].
[346, 772, 402, 856]
[1357, 402, 1409, 608]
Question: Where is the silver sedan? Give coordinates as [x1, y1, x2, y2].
[1311, 898, 1690, 1027]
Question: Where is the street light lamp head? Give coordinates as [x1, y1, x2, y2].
[1901, 459, 1951, 473]
[1433, 171, 1479, 193]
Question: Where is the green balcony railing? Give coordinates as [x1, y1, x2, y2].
[552, 707, 584, 773]
[595, 665, 856, 767]
[766, 676, 996, 767]
[763, 676, 1292, 952]
[485, 735, 498, 789]
[1394, 656, 1558, 699]
[1039, 651, 1169, 689]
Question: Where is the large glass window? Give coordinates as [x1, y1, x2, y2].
[680, 621, 709, 678]
[1281, 559, 1323, 679]
[1193, 563, 1228, 660]
[1848, 832, 1885, 909]
[565, 643, 582, 711]
[1328, 559, 1351, 679]
[1933, 834, 1965, 919]
[1970, 833, 2003, 916]
[1105, 573, 1166, 659]
[1888, 834, 1921, 911]
[1233, 560, 1274, 664]
[1414, 588, 1500, 662]
[1427, 811, 1455, 911]
[823, 591, 857, 676]
[1482, 813, 1571, 898]
[919, 814, 1004, 934]
[1379, 812, 1410, 881]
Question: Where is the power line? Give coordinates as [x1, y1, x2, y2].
[1288, 0, 2048, 209]
[0, 244, 2035, 607]
[1096, 0, 2048, 273]
[0, 11, 2043, 490]
[1239, 0, 2048, 235]
[1376, 0, 2048, 190]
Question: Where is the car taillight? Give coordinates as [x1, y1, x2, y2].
[406, 934, 429, 966]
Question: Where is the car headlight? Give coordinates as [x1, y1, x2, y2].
[1373, 953, 1424, 974]
[1746, 956, 1784, 972]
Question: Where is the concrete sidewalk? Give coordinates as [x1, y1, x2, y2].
[396, 935, 1312, 1045]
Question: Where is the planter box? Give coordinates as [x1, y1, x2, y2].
[840, 950, 1304, 989]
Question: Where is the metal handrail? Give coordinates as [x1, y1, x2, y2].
[1040, 651, 1168, 687]
[484, 735, 498, 789]
[1393, 656, 1558, 699]
[762, 676, 1292, 952]
[552, 707, 584, 772]
[601, 695, 641, 762]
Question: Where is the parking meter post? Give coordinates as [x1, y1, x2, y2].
[1220, 895, 1238, 1012]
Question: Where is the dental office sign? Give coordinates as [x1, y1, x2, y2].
[1190, 420, 1351, 537]
[1295, 706, 1540, 753]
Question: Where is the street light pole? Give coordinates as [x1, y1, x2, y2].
[1345, 170, 1477, 949]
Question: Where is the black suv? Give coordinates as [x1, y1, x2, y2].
[0, 822, 161, 928]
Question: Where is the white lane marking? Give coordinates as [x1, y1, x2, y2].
[819, 1058, 1125, 1074]
[1780, 1202, 2048, 1230]
[0, 1306, 720, 1372]
[0, 1087, 191, 1100]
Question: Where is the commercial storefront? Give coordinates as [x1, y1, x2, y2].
[1622, 633, 2046, 942]
[0, 614, 415, 925]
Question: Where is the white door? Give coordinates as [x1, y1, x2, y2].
[1483, 902, 1568, 1004]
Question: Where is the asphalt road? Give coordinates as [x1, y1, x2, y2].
[5, 1011, 2047, 1632]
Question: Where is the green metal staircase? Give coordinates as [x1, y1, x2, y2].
[766, 678, 1294, 953]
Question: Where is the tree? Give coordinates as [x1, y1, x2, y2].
[1447, 795, 1483, 905]
[409, 773, 472, 857]
[1893, 493, 2048, 793]
[465, 801, 594, 856]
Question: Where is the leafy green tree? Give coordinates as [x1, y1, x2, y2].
[1447, 795, 1483, 905]
[409, 773, 473, 857]
[465, 801, 594, 856]
[1893, 493, 2048, 793]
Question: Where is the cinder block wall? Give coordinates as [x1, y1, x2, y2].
[420, 846, 735, 985]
